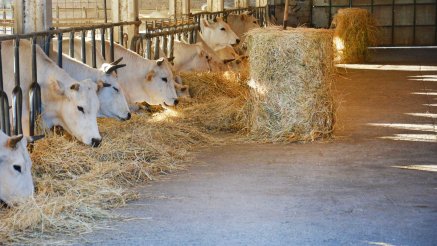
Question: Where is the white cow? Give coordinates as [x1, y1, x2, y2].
[60, 39, 179, 108]
[226, 13, 260, 41]
[2, 40, 102, 147]
[215, 45, 248, 71]
[199, 17, 240, 51]
[173, 40, 211, 72]
[0, 132, 34, 206]
[50, 51, 131, 121]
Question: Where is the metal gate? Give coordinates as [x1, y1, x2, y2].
[311, 0, 437, 46]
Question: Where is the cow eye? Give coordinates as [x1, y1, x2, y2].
[113, 87, 119, 92]
[253, 21, 257, 24]
[77, 106, 84, 113]
[162, 77, 168, 82]
[13, 165, 21, 173]
[220, 27, 225, 31]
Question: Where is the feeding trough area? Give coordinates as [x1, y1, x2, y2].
[0, 0, 436, 244]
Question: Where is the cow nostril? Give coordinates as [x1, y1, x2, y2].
[91, 138, 102, 147]
[236, 39, 240, 44]
[174, 99, 179, 106]
[126, 113, 131, 120]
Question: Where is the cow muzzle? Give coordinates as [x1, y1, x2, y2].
[91, 138, 102, 147]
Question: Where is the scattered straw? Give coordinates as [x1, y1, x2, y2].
[246, 27, 336, 142]
[332, 8, 379, 63]
[0, 113, 214, 243]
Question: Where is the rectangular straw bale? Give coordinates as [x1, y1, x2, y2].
[332, 8, 379, 63]
[246, 27, 335, 142]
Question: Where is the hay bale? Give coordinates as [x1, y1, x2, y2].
[246, 27, 335, 142]
[332, 8, 379, 63]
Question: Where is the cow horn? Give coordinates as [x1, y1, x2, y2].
[156, 58, 165, 66]
[7, 134, 23, 149]
[105, 64, 127, 74]
[223, 58, 235, 64]
[26, 134, 44, 143]
[110, 57, 123, 66]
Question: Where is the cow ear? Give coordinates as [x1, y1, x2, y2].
[156, 58, 165, 66]
[180, 85, 188, 92]
[50, 78, 65, 95]
[96, 80, 104, 92]
[6, 134, 23, 149]
[146, 70, 155, 81]
[70, 83, 80, 91]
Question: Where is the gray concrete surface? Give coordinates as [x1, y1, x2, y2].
[72, 50, 437, 245]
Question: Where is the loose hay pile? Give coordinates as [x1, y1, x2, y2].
[332, 8, 379, 63]
[178, 68, 251, 133]
[246, 27, 336, 142]
[0, 114, 214, 242]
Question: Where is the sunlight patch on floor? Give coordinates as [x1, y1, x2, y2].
[380, 134, 437, 142]
[405, 113, 437, 119]
[368, 123, 436, 132]
[392, 165, 437, 172]
[336, 64, 437, 71]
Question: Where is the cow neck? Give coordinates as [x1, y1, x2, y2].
[59, 53, 101, 82]
[113, 45, 155, 104]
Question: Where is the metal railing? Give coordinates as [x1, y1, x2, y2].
[136, 6, 269, 61]
[0, 20, 140, 137]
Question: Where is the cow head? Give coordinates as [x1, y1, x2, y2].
[48, 78, 102, 147]
[98, 58, 131, 121]
[0, 133, 34, 206]
[200, 17, 240, 49]
[143, 58, 179, 107]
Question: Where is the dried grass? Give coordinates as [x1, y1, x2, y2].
[0, 113, 214, 243]
[245, 27, 336, 142]
[332, 8, 379, 63]
[1, 27, 337, 242]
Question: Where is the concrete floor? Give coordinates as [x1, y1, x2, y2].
[73, 50, 437, 245]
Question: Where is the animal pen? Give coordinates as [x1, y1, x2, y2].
[0, 0, 436, 244]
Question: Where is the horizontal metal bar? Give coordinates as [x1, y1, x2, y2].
[312, 2, 435, 8]
[0, 20, 141, 41]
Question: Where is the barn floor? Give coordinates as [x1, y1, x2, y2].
[71, 49, 436, 245]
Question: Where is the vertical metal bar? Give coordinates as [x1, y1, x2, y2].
[101, 28, 106, 60]
[0, 41, 10, 135]
[435, 0, 437, 45]
[413, 0, 416, 45]
[29, 36, 40, 136]
[69, 31, 75, 58]
[81, 29, 86, 64]
[154, 36, 160, 60]
[169, 31, 174, 61]
[328, 0, 332, 26]
[119, 25, 124, 46]
[44, 34, 51, 56]
[103, 0, 108, 23]
[146, 35, 151, 59]
[371, 0, 374, 14]
[391, 0, 395, 45]
[349, 0, 352, 8]
[12, 38, 22, 135]
[163, 31, 168, 56]
[57, 32, 63, 68]
[91, 28, 97, 68]
[109, 26, 114, 62]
